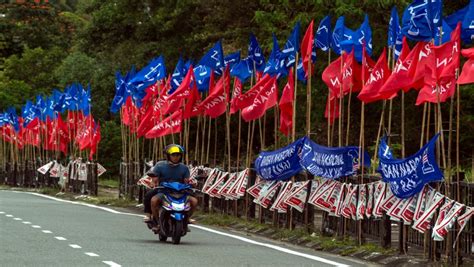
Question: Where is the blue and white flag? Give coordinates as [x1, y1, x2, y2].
[434, 20, 453, 45]
[224, 51, 241, 68]
[199, 40, 225, 75]
[378, 133, 443, 199]
[388, 7, 403, 59]
[300, 138, 371, 179]
[254, 137, 305, 181]
[128, 56, 166, 93]
[462, 0, 474, 44]
[230, 57, 253, 83]
[280, 22, 300, 68]
[401, 0, 442, 41]
[264, 34, 288, 78]
[194, 65, 212, 92]
[248, 34, 266, 72]
[315, 16, 331, 52]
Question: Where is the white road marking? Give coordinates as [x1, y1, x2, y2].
[85, 252, 99, 257]
[13, 218, 22, 220]
[0, 211, 5, 214]
[103, 261, 121, 267]
[54, 236, 67, 241]
[32, 225, 41, 228]
[42, 230, 52, 234]
[22, 221, 31, 224]
[6, 214, 13, 217]
[24, 191, 351, 267]
[69, 244, 82, 249]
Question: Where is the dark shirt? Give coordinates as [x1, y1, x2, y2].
[147, 160, 190, 184]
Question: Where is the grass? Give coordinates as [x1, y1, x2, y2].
[98, 178, 120, 188]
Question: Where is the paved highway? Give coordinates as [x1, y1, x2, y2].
[0, 190, 375, 267]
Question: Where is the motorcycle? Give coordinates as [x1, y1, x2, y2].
[147, 182, 195, 244]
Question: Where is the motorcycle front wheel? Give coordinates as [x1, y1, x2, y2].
[172, 221, 183, 244]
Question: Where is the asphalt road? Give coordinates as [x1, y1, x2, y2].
[0, 190, 375, 267]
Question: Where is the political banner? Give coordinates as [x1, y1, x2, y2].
[254, 137, 305, 181]
[378, 134, 443, 199]
[300, 138, 371, 179]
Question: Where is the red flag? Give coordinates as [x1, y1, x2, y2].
[234, 74, 272, 110]
[341, 50, 362, 95]
[439, 23, 461, 80]
[230, 77, 243, 114]
[416, 64, 456, 105]
[145, 109, 183, 139]
[322, 55, 343, 97]
[279, 69, 294, 136]
[137, 103, 155, 137]
[324, 93, 340, 125]
[48, 116, 69, 155]
[301, 20, 314, 76]
[458, 48, 474, 85]
[358, 48, 391, 103]
[378, 37, 418, 98]
[410, 42, 433, 89]
[241, 76, 278, 122]
[183, 80, 202, 119]
[89, 122, 101, 160]
[76, 115, 94, 150]
[162, 66, 195, 115]
[199, 67, 230, 118]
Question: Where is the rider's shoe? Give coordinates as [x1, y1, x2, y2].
[143, 215, 153, 223]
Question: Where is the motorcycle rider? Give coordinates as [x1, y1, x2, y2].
[143, 144, 198, 232]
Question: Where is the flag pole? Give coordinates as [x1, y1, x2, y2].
[338, 51, 345, 147]
[306, 53, 312, 137]
[327, 49, 332, 146]
[292, 52, 299, 142]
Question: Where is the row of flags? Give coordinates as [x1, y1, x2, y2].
[0, 83, 101, 159]
[111, 1, 474, 138]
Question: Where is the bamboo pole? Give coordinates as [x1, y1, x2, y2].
[345, 87, 353, 146]
[292, 53, 299, 142]
[306, 59, 312, 137]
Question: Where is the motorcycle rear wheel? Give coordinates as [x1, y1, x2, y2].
[158, 233, 167, 242]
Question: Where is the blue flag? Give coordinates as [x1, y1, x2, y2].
[434, 20, 453, 45]
[332, 16, 356, 55]
[110, 72, 127, 113]
[22, 101, 35, 127]
[79, 84, 91, 116]
[296, 58, 307, 84]
[230, 57, 253, 83]
[379, 136, 395, 160]
[300, 137, 371, 179]
[378, 133, 443, 199]
[388, 7, 403, 60]
[315, 16, 331, 52]
[248, 34, 266, 72]
[7, 107, 20, 132]
[462, 0, 474, 44]
[255, 137, 305, 181]
[194, 65, 212, 92]
[281, 22, 300, 67]
[199, 40, 225, 75]
[129, 56, 166, 94]
[170, 58, 186, 93]
[401, 0, 442, 41]
[224, 51, 240, 68]
[264, 34, 288, 77]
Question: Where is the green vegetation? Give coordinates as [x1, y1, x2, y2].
[1, 1, 472, 178]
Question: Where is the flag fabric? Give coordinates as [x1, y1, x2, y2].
[458, 47, 474, 84]
[341, 50, 362, 95]
[230, 77, 243, 114]
[170, 57, 186, 92]
[183, 80, 202, 119]
[462, 0, 474, 44]
[281, 22, 300, 67]
[358, 48, 391, 103]
[199, 40, 225, 75]
[199, 67, 230, 118]
[128, 56, 166, 94]
[322, 55, 343, 97]
[332, 16, 346, 55]
[233, 74, 272, 111]
[264, 34, 288, 77]
[315, 16, 331, 52]
[224, 51, 241, 68]
[279, 68, 294, 136]
[301, 20, 315, 77]
[248, 34, 266, 72]
[89, 122, 101, 160]
[401, 0, 441, 41]
[230, 57, 253, 83]
[163, 66, 195, 114]
[241, 76, 278, 122]
[388, 7, 403, 59]
[145, 109, 183, 139]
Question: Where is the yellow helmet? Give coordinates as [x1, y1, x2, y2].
[165, 144, 185, 155]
